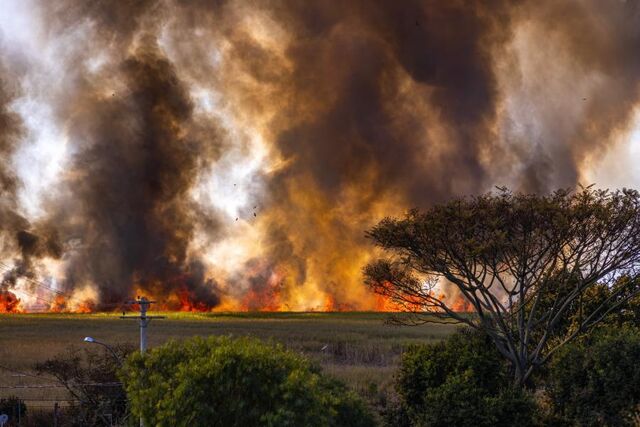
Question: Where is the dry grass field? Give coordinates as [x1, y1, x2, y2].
[0, 312, 458, 416]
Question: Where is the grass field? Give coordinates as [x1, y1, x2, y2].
[0, 312, 458, 415]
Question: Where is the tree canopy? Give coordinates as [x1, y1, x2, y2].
[394, 329, 538, 427]
[365, 187, 640, 386]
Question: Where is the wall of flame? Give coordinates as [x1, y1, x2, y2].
[0, 0, 640, 312]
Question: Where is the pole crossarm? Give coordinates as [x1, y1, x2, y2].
[119, 316, 166, 319]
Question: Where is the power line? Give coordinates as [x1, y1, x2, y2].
[9, 291, 56, 306]
[0, 383, 122, 389]
[0, 261, 69, 297]
[0, 364, 55, 381]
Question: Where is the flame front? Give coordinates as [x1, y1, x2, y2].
[1, 1, 640, 312]
[0, 291, 23, 313]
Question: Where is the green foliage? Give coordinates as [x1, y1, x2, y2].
[365, 187, 640, 386]
[394, 329, 539, 427]
[120, 335, 376, 427]
[546, 327, 640, 426]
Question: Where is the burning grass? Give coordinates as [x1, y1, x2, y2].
[0, 290, 23, 313]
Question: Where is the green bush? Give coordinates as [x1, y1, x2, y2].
[120, 336, 376, 427]
[546, 327, 640, 426]
[394, 328, 539, 427]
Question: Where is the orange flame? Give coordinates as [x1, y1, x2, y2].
[47, 295, 96, 313]
[322, 294, 357, 311]
[49, 295, 67, 313]
[451, 296, 473, 312]
[0, 291, 23, 313]
[240, 270, 284, 311]
[374, 294, 404, 312]
[174, 286, 211, 312]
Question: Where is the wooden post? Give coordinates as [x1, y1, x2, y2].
[53, 402, 59, 427]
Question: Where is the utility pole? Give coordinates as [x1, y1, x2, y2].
[120, 297, 165, 354]
[120, 296, 165, 426]
[53, 402, 59, 427]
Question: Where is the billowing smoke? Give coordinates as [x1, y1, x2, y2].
[0, 73, 22, 237]
[55, 45, 222, 308]
[0, 0, 639, 311]
[0, 58, 25, 308]
[502, 0, 640, 192]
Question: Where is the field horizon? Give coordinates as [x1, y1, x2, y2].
[0, 312, 459, 414]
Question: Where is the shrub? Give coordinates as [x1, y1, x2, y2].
[120, 336, 376, 427]
[394, 328, 539, 427]
[34, 344, 133, 426]
[546, 326, 640, 426]
[0, 396, 26, 423]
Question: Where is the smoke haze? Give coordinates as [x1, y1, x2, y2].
[0, 0, 639, 311]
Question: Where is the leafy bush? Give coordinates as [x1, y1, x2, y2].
[394, 328, 539, 427]
[120, 336, 376, 427]
[546, 327, 640, 426]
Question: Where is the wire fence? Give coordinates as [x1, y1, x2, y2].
[0, 363, 130, 426]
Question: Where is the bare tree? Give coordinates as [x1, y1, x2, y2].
[34, 344, 134, 426]
[364, 187, 640, 387]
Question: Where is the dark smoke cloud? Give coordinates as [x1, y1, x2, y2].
[1, 0, 640, 309]
[506, 0, 640, 193]
[269, 0, 514, 205]
[0, 60, 38, 299]
[0, 60, 32, 277]
[0, 65, 23, 231]
[51, 44, 222, 307]
[203, 0, 519, 307]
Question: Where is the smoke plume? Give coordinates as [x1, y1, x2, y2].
[0, 0, 639, 311]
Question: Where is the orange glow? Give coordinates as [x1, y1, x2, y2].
[451, 296, 473, 313]
[173, 286, 212, 312]
[45, 295, 96, 313]
[49, 295, 67, 313]
[0, 291, 23, 313]
[374, 295, 404, 312]
[322, 294, 357, 311]
[239, 269, 284, 312]
[75, 300, 95, 313]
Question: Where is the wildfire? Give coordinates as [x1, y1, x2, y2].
[451, 297, 474, 313]
[37, 295, 95, 313]
[240, 279, 282, 312]
[174, 287, 212, 312]
[323, 294, 358, 312]
[374, 295, 404, 312]
[0, 291, 23, 313]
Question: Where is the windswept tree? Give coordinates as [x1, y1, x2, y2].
[364, 187, 640, 386]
